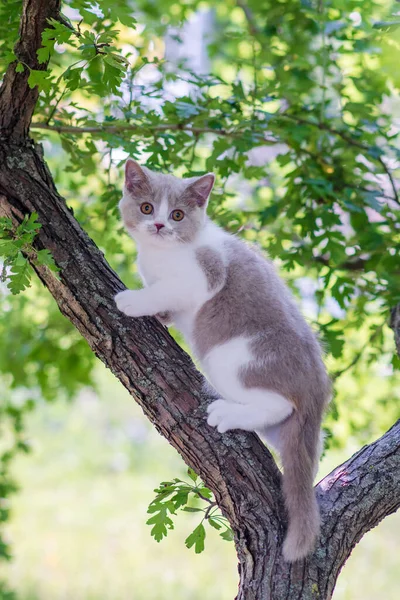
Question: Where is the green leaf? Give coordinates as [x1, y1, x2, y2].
[19, 213, 41, 233]
[146, 503, 175, 542]
[62, 66, 82, 91]
[373, 20, 400, 32]
[38, 18, 74, 64]
[0, 216, 13, 231]
[37, 45, 53, 64]
[102, 62, 124, 95]
[117, 14, 137, 28]
[8, 254, 31, 295]
[35, 249, 59, 273]
[27, 69, 52, 92]
[103, 52, 128, 69]
[185, 523, 206, 554]
[321, 326, 345, 359]
[391, 354, 400, 370]
[172, 490, 189, 509]
[15, 62, 24, 73]
[208, 518, 222, 530]
[0, 240, 18, 258]
[194, 486, 212, 499]
[220, 528, 234, 542]
[363, 192, 383, 213]
[187, 468, 198, 482]
[175, 101, 203, 119]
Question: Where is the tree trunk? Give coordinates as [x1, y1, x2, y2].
[0, 2, 399, 598]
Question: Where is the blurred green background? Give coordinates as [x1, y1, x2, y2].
[2, 366, 399, 600]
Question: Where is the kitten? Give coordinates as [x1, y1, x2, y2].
[115, 159, 331, 562]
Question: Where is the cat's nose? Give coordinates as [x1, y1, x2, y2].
[155, 223, 165, 232]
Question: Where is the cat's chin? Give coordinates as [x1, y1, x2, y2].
[134, 231, 182, 247]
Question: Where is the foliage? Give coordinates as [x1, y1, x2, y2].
[147, 468, 233, 553]
[0, 212, 60, 564]
[1, 0, 400, 580]
[0, 213, 58, 295]
[0, 281, 96, 564]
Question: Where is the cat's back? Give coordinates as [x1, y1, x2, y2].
[193, 232, 307, 359]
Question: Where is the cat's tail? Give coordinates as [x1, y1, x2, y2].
[280, 409, 322, 562]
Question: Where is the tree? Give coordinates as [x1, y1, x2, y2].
[0, 1, 399, 598]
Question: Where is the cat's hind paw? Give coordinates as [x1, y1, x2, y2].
[207, 399, 241, 434]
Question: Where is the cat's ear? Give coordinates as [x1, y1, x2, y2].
[125, 159, 149, 196]
[186, 173, 215, 208]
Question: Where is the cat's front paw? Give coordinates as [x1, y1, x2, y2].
[156, 311, 173, 326]
[207, 399, 239, 434]
[114, 290, 145, 318]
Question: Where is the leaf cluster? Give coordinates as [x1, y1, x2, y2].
[0, 213, 58, 295]
[147, 468, 233, 553]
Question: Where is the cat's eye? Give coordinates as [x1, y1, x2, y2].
[140, 202, 153, 215]
[171, 209, 185, 222]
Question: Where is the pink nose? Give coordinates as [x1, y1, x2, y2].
[155, 223, 165, 232]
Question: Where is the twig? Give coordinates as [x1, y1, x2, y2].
[318, 0, 328, 136]
[251, 38, 258, 131]
[314, 255, 367, 271]
[236, 0, 261, 37]
[46, 84, 67, 125]
[279, 114, 399, 197]
[332, 322, 385, 380]
[30, 121, 277, 142]
[31, 117, 398, 206]
[279, 113, 368, 151]
[377, 155, 400, 206]
[195, 490, 215, 505]
[204, 502, 218, 519]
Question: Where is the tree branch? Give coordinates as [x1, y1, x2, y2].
[314, 419, 400, 598]
[0, 0, 62, 139]
[0, 3, 399, 598]
[280, 114, 400, 203]
[30, 121, 277, 142]
[331, 322, 385, 380]
[313, 254, 367, 271]
[280, 114, 368, 151]
[237, 0, 262, 37]
[377, 155, 400, 206]
[390, 303, 400, 357]
[0, 133, 286, 595]
[30, 119, 399, 209]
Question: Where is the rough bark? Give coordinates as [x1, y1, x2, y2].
[390, 304, 400, 358]
[0, 2, 399, 598]
[0, 0, 60, 140]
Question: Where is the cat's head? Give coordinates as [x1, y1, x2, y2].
[119, 159, 215, 246]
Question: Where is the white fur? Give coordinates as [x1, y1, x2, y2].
[115, 217, 293, 435]
[153, 196, 170, 226]
[203, 338, 293, 432]
[116, 221, 226, 340]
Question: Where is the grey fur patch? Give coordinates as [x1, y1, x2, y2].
[194, 237, 330, 408]
[196, 246, 225, 292]
[193, 235, 331, 561]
